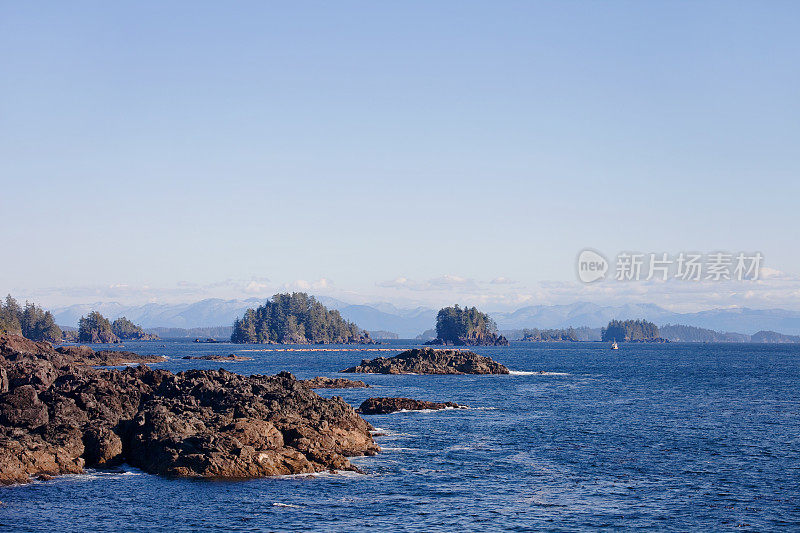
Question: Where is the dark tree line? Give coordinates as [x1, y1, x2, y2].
[231, 292, 371, 344]
[601, 319, 660, 342]
[0, 295, 62, 342]
[521, 328, 579, 342]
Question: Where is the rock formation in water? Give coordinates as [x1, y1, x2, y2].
[0, 334, 378, 485]
[424, 305, 509, 346]
[341, 348, 509, 375]
[181, 354, 252, 361]
[301, 377, 370, 389]
[231, 292, 376, 345]
[357, 397, 467, 414]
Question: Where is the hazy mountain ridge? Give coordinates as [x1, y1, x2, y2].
[52, 298, 800, 337]
[490, 303, 800, 336]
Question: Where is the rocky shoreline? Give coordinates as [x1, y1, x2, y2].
[357, 397, 467, 414]
[341, 348, 509, 375]
[0, 335, 378, 485]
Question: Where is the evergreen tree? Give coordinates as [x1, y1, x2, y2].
[432, 305, 506, 346]
[79, 311, 118, 343]
[230, 292, 370, 344]
[601, 319, 660, 342]
[0, 295, 61, 342]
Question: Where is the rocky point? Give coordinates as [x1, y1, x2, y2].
[0, 334, 379, 485]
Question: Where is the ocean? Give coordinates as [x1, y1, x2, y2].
[1, 340, 798, 531]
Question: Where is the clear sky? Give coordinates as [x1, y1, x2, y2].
[2, 2, 799, 310]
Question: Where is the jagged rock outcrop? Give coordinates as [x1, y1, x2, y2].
[357, 397, 467, 414]
[0, 334, 378, 485]
[341, 348, 509, 375]
[301, 377, 369, 389]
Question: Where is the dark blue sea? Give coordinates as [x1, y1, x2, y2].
[1, 340, 798, 531]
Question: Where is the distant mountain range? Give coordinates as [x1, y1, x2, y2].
[490, 303, 800, 336]
[52, 298, 265, 331]
[52, 298, 800, 338]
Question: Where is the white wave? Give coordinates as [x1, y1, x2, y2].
[380, 447, 421, 452]
[394, 405, 468, 414]
[370, 430, 416, 439]
[509, 370, 570, 376]
[272, 502, 301, 508]
[273, 469, 366, 480]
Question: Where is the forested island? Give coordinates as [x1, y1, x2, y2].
[78, 312, 158, 343]
[425, 305, 508, 346]
[601, 319, 665, 342]
[520, 328, 580, 342]
[231, 292, 374, 344]
[660, 324, 749, 343]
[0, 295, 61, 343]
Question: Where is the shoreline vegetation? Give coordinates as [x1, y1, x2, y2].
[0, 296, 61, 343]
[3, 293, 800, 345]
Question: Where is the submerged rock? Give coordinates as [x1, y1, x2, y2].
[0, 334, 378, 485]
[341, 348, 509, 375]
[357, 397, 467, 415]
[301, 377, 370, 389]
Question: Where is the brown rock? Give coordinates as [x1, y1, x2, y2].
[0, 335, 379, 484]
[301, 376, 370, 389]
[83, 425, 123, 466]
[357, 397, 468, 415]
[341, 347, 509, 375]
[0, 385, 49, 429]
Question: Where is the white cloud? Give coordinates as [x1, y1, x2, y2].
[284, 278, 334, 291]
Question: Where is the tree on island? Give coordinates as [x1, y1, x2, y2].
[231, 292, 373, 344]
[0, 295, 62, 343]
[601, 319, 661, 342]
[521, 328, 579, 342]
[78, 311, 119, 343]
[111, 316, 159, 340]
[426, 305, 509, 346]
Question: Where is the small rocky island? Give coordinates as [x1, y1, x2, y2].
[601, 319, 667, 343]
[230, 292, 376, 345]
[357, 397, 467, 414]
[301, 377, 370, 389]
[424, 305, 508, 346]
[77, 312, 159, 343]
[0, 334, 378, 485]
[341, 347, 510, 375]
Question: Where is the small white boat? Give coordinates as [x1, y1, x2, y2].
[610, 341, 619, 350]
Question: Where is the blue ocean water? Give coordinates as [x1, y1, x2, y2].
[1, 340, 798, 532]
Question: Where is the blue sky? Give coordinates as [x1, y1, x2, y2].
[1, 2, 799, 310]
